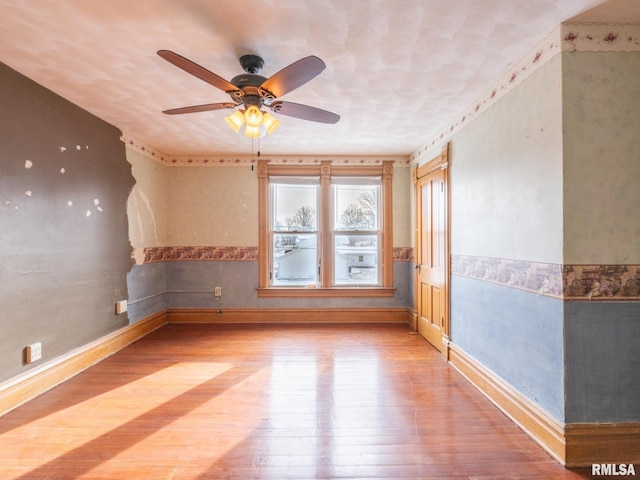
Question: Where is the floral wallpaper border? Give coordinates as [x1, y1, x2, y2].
[393, 247, 413, 262]
[143, 246, 258, 262]
[452, 254, 640, 301]
[562, 23, 640, 54]
[121, 135, 410, 168]
[142, 246, 414, 263]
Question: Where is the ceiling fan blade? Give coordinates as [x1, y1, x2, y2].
[260, 56, 326, 98]
[157, 50, 240, 93]
[270, 101, 340, 124]
[162, 102, 236, 115]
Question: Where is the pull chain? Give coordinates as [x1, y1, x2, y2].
[251, 136, 261, 171]
[251, 136, 255, 170]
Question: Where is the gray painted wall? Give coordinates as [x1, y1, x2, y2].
[126, 262, 168, 322]
[0, 62, 134, 382]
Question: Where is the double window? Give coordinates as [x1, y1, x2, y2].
[258, 160, 394, 297]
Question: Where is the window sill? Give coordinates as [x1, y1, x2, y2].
[257, 287, 396, 298]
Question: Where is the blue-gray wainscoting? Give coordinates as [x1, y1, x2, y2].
[127, 260, 414, 321]
[450, 275, 565, 422]
[126, 262, 169, 323]
[564, 300, 640, 423]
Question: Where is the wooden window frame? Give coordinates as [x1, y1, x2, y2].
[257, 159, 395, 298]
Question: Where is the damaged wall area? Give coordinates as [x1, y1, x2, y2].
[0, 62, 135, 382]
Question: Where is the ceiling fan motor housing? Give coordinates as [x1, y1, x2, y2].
[231, 55, 275, 107]
[230, 74, 268, 88]
[229, 74, 269, 107]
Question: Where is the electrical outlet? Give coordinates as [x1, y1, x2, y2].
[26, 342, 42, 363]
[115, 300, 127, 314]
[214, 286, 222, 298]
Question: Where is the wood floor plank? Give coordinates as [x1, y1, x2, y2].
[0, 323, 594, 479]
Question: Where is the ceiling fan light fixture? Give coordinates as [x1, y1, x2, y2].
[224, 108, 278, 138]
[244, 105, 264, 128]
[262, 112, 281, 134]
[224, 110, 245, 133]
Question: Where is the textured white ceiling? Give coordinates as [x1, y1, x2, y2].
[0, 0, 634, 158]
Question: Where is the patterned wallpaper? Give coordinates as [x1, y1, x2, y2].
[411, 23, 640, 164]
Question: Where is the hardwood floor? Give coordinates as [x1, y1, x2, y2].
[0, 323, 595, 479]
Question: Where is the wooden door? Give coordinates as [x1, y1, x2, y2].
[414, 144, 449, 355]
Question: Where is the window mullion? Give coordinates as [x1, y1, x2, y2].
[320, 161, 332, 287]
[382, 161, 394, 287]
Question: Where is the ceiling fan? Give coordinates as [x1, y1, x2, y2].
[157, 50, 340, 137]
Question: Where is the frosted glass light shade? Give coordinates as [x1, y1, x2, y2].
[244, 105, 264, 127]
[262, 112, 281, 134]
[224, 110, 244, 132]
[244, 125, 266, 138]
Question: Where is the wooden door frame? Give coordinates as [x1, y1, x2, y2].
[413, 143, 450, 359]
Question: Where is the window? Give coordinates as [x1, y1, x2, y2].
[271, 176, 319, 286]
[332, 177, 381, 286]
[258, 160, 394, 297]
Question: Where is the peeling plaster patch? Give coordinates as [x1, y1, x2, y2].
[59, 146, 66, 152]
[132, 248, 145, 265]
[59, 168, 66, 174]
[67, 200, 73, 207]
[133, 190, 160, 246]
[131, 194, 145, 245]
[24, 160, 33, 169]
[24, 190, 32, 197]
